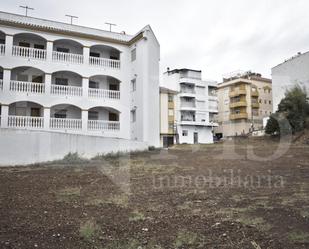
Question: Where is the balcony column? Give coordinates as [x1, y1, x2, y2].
[82, 77, 89, 98]
[2, 68, 11, 92]
[43, 107, 50, 130]
[46, 40, 53, 62]
[4, 34, 13, 57]
[45, 73, 51, 95]
[81, 109, 88, 133]
[1, 105, 9, 128]
[83, 46, 90, 65]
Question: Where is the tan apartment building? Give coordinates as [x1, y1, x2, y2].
[215, 71, 273, 137]
[160, 87, 177, 147]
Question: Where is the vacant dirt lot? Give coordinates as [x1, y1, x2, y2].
[0, 138, 309, 249]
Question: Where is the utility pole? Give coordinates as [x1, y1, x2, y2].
[19, 5, 34, 17]
[65, 14, 78, 25]
[105, 22, 116, 32]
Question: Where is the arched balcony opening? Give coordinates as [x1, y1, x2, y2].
[8, 101, 44, 129]
[10, 66, 45, 94]
[51, 71, 83, 97]
[88, 106, 120, 132]
[89, 45, 120, 69]
[53, 39, 84, 64]
[0, 31, 5, 55]
[88, 75, 120, 99]
[50, 104, 82, 130]
[12, 33, 47, 60]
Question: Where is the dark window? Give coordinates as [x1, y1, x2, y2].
[109, 84, 119, 91]
[57, 47, 69, 53]
[182, 130, 188, 136]
[0, 39, 5, 44]
[131, 48, 136, 61]
[89, 81, 99, 89]
[55, 78, 68, 86]
[34, 44, 45, 50]
[88, 111, 99, 120]
[54, 109, 67, 119]
[110, 55, 118, 60]
[19, 42, 30, 47]
[32, 75, 43, 83]
[31, 108, 41, 117]
[90, 52, 100, 57]
[109, 113, 118, 121]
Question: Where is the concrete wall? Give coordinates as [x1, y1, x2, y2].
[178, 125, 213, 144]
[0, 129, 148, 166]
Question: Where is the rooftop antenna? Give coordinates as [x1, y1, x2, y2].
[105, 22, 116, 32]
[19, 5, 34, 17]
[65, 14, 78, 25]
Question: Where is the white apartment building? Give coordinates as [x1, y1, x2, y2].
[272, 51, 309, 110]
[0, 11, 160, 164]
[162, 68, 218, 144]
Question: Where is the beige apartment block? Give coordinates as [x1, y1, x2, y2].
[215, 71, 273, 137]
[160, 87, 177, 147]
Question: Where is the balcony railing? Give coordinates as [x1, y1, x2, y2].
[0, 44, 5, 55]
[89, 56, 120, 69]
[10, 80, 45, 94]
[51, 84, 83, 97]
[12, 46, 46, 60]
[230, 113, 248, 120]
[52, 51, 84, 64]
[50, 118, 82, 130]
[229, 101, 247, 108]
[229, 89, 247, 97]
[180, 88, 195, 94]
[0, 79, 3, 90]
[88, 88, 120, 99]
[88, 120, 120, 131]
[181, 102, 196, 108]
[8, 115, 44, 129]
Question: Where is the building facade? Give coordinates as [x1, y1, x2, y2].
[272, 51, 309, 111]
[0, 11, 160, 150]
[161, 68, 218, 144]
[159, 86, 177, 148]
[215, 71, 272, 137]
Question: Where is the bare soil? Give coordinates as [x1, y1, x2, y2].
[0, 138, 309, 249]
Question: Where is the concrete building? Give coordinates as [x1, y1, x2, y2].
[272, 51, 309, 110]
[161, 68, 218, 144]
[0, 11, 160, 164]
[215, 71, 273, 138]
[159, 86, 177, 148]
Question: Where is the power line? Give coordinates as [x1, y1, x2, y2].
[19, 5, 34, 16]
[65, 14, 78, 25]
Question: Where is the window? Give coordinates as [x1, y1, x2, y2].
[131, 48, 136, 61]
[168, 109, 174, 116]
[168, 94, 173, 102]
[110, 55, 118, 60]
[34, 44, 45, 50]
[89, 81, 99, 89]
[54, 109, 67, 119]
[259, 99, 262, 103]
[269, 100, 272, 104]
[131, 110, 136, 122]
[90, 52, 100, 58]
[32, 75, 43, 83]
[57, 47, 69, 53]
[109, 113, 118, 121]
[19, 42, 30, 47]
[109, 84, 119, 91]
[88, 111, 98, 120]
[0, 39, 5, 44]
[182, 130, 188, 136]
[55, 78, 68, 86]
[131, 79, 136, 92]
[268, 89, 271, 94]
[264, 100, 267, 104]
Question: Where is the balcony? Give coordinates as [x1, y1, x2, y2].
[52, 51, 83, 64]
[180, 102, 196, 110]
[10, 80, 45, 94]
[229, 89, 247, 97]
[88, 120, 120, 131]
[12, 46, 47, 60]
[230, 113, 248, 120]
[8, 115, 44, 129]
[51, 85, 83, 97]
[252, 102, 260, 108]
[88, 88, 120, 99]
[0, 44, 5, 55]
[50, 118, 82, 130]
[89, 57, 120, 69]
[229, 100, 247, 108]
[251, 91, 259, 97]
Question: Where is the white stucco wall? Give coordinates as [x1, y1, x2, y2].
[0, 129, 148, 166]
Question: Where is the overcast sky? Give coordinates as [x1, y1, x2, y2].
[2, 0, 309, 81]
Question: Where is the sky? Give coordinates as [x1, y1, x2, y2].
[1, 0, 309, 82]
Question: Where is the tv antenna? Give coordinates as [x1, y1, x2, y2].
[65, 14, 78, 24]
[105, 22, 116, 32]
[19, 5, 34, 16]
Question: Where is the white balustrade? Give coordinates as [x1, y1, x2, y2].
[88, 120, 120, 131]
[52, 51, 84, 64]
[8, 116, 44, 129]
[12, 46, 46, 60]
[51, 84, 83, 97]
[10, 80, 45, 94]
[50, 118, 82, 130]
[0, 79, 3, 90]
[88, 88, 120, 99]
[0, 44, 5, 55]
[89, 56, 120, 69]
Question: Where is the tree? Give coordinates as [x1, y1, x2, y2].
[266, 85, 309, 135]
